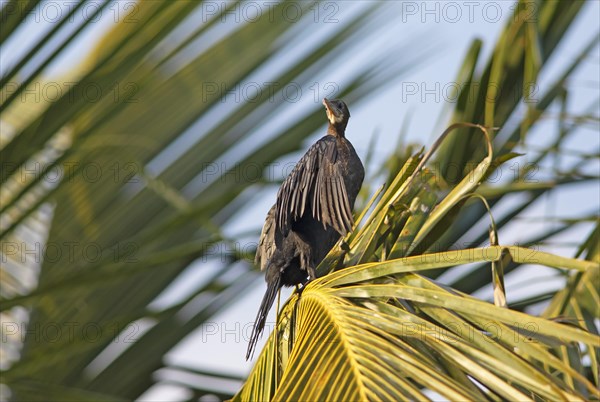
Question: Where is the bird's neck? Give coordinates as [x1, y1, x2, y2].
[327, 122, 345, 138]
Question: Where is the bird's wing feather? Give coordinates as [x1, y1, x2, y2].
[255, 205, 276, 271]
[315, 144, 353, 234]
[275, 136, 353, 238]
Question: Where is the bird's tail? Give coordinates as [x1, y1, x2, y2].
[246, 275, 281, 360]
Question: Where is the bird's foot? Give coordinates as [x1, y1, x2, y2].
[341, 240, 350, 253]
[295, 284, 306, 297]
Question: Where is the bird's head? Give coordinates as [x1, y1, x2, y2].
[323, 98, 350, 135]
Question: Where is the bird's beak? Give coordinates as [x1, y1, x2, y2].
[323, 98, 337, 124]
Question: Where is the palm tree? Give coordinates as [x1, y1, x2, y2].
[1, 0, 598, 400]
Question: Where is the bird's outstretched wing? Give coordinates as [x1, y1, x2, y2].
[255, 205, 276, 271]
[275, 136, 353, 238]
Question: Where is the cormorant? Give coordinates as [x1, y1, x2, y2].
[246, 98, 364, 360]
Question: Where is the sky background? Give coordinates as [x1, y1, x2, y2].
[2, 1, 598, 400]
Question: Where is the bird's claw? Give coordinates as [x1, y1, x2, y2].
[341, 240, 350, 253]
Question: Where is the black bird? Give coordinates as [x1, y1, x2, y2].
[246, 98, 364, 359]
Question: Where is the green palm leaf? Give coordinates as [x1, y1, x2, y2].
[235, 146, 599, 401]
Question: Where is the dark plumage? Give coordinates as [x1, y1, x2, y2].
[246, 98, 364, 360]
